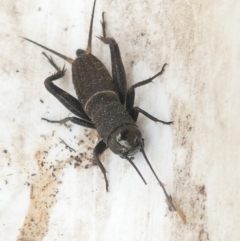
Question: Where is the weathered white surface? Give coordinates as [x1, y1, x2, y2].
[1, 0, 240, 240]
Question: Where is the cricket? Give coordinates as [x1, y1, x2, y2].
[21, 0, 181, 215]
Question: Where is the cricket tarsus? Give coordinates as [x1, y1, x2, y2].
[42, 52, 59, 70]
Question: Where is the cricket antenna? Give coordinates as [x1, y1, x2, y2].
[20, 37, 74, 64]
[138, 139, 177, 211]
[86, 0, 97, 54]
[124, 156, 147, 185]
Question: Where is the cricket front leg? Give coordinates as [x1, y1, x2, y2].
[93, 140, 109, 192]
[42, 116, 95, 129]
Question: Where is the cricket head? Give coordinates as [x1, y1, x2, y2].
[107, 125, 142, 156]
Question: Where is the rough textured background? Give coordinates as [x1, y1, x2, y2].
[1, 0, 240, 240]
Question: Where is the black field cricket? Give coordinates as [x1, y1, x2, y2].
[21, 0, 186, 222]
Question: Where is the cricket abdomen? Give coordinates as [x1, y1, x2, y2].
[72, 54, 115, 105]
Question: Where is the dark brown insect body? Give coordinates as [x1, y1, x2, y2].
[22, 0, 176, 211]
[73, 54, 138, 151]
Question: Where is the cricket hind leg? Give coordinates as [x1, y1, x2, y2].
[126, 63, 172, 124]
[97, 12, 127, 105]
[42, 52, 93, 123]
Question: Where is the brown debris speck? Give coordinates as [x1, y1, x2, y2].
[74, 156, 82, 163]
[74, 163, 80, 168]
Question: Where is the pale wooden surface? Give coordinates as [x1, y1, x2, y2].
[0, 0, 240, 240]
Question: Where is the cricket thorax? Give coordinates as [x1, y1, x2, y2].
[85, 91, 135, 143]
